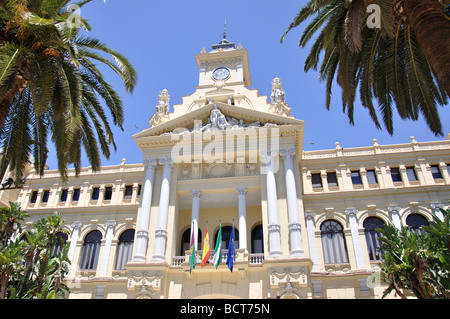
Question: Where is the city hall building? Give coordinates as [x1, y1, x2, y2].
[1, 36, 449, 299]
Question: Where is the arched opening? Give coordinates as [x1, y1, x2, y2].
[180, 228, 202, 255]
[251, 224, 264, 254]
[406, 213, 429, 234]
[320, 220, 349, 264]
[115, 229, 135, 270]
[80, 230, 102, 270]
[363, 217, 385, 261]
[214, 226, 239, 250]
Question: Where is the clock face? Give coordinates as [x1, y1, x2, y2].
[212, 67, 230, 81]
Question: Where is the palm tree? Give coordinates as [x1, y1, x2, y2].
[377, 208, 450, 299]
[0, 202, 70, 299]
[281, 0, 449, 136]
[0, 0, 137, 182]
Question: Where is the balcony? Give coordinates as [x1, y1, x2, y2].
[172, 250, 264, 267]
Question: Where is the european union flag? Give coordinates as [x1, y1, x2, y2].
[226, 220, 235, 272]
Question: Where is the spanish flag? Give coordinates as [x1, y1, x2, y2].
[201, 224, 210, 267]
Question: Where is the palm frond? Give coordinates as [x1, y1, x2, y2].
[0, 46, 22, 88]
[75, 36, 137, 92]
[0, 90, 34, 182]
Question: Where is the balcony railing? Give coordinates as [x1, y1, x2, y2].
[172, 250, 264, 267]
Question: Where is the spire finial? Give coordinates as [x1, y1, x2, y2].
[223, 20, 227, 39]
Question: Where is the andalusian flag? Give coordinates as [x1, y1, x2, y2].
[212, 222, 222, 269]
[201, 224, 210, 267]
[189, 222, 196, 273]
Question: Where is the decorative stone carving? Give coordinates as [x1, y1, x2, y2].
[280, 147, 296, 160]
[304, 211, 316, 221]
[127, 271, 162, 298]
[149, 89, 171, 128]
[161, 108, 278, 135]
[143, 157, 158, 169]
[205, 162, 233, 178]
[269, 77, 291, 117]
[269, 266, 309, 298]
[159, 156, 176, 169]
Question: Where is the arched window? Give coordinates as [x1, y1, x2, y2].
[115, 229, 135, 270]
[251, 224, 264, 254]
[180, 228, 202, 255]
[80, 230, 102, 270]
[406, 214, 429, 234]
[320, 220, 349, 264]
[363, 217, 385, 261]
[51, 232, 68, 257]
[214, 226, 239, 250]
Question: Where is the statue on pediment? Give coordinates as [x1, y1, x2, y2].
[160, 107, 279, 136]
[150, 89, 171, 128]
[155, 89, 170, 115]
[269, 77, 291, 117]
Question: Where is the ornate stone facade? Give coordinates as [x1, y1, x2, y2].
[1, 37, 449, 299]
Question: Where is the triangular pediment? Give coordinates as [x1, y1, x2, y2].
[133, 102, 303, 141]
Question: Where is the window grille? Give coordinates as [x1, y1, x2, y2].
[115, 229, 135, 270]
[80, 230, 102, 270]
[320, 220, 349, 264]
[363, 217, 385, 261]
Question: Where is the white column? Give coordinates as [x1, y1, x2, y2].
[99, 220, 116, 277]
[68, 221, 82, 264]
[133, 158, 158, 262]
[190, 190, 201, 248]
[280, 147, 304, 257]
[262, 150, 282, 258]
[388, 206, 402, 230]
[152, 156, 176, 262]
[345, 209, 366, 269]
[237, 187, 247, 250]
[305, 212, 319, 271]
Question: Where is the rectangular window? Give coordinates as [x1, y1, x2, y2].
[366, 169, 378, 184]
[311, 173, 322, 188]
[447, 164, 450, 176]
[72, 188, 81, 201]
[138, 184, 142, 196]
[42, 190, 50, 203]
[30, 191, 38, 204]
[60, 189, 68, 202]
[406, 166, 418, 181]
[351, 170, 362, 185]
[327, 172, 338, 187]
[124, 185, 133, 199]
[92, 187, 100, 200]
[104, 186, 113, 200]
[431, 165, 442, 179]
[390, 167, 402, 182]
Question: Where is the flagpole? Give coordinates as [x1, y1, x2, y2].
[213, 220, 222, 269]
[201, 221, 210, 268]
[189, 220, 196, 273]
[226, 219, 235, 272]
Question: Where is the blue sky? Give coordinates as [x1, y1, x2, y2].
[45, 0, 450, 170]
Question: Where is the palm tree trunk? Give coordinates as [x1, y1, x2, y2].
[402, 0, 450, 96]
[0, 62, 29, 129]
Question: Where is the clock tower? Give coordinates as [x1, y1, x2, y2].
[195, 35, 251, 88]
